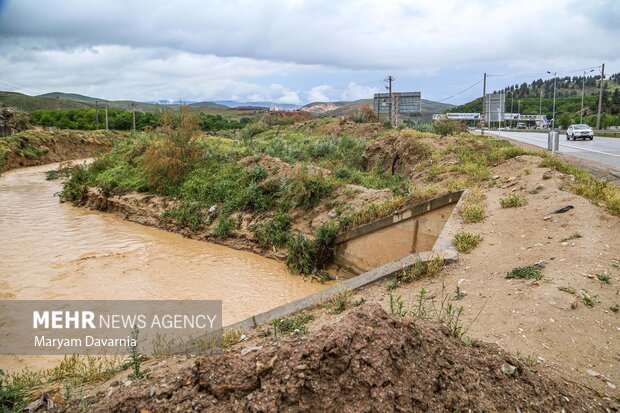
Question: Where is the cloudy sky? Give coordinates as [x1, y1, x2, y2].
[0, 0, 618, 105]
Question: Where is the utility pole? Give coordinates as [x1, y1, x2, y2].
[130, 102, 136, 132]
[510, 91, 514, 128]
[547, 71, 557, 129]
[596, 63, 605, 130]
[581, 69, 595, 124]
[95, 101, 99, 129]
[384, 76, 394, 125]
[105, 104, 109, 130]
[481, 72, 486, 135]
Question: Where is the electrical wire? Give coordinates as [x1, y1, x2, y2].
[436, 79, 482, 102]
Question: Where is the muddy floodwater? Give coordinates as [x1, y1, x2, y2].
[0, 162, 330, 372]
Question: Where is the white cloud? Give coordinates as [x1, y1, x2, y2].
[0, 0, 617, 104]
[307, 85, 334, 102]
[341, 82, 378, 101]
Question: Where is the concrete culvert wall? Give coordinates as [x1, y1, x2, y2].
[334, 191, 463, 274]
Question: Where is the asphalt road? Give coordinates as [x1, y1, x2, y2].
[482, 130, 620, 171]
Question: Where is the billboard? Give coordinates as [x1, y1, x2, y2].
[483, 93, 505, 122]
[373, 92, 422, 116]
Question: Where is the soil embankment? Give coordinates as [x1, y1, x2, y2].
[59, 305, 615, 412]
[0, 129, 119, 173]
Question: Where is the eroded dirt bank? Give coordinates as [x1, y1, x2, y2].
[0, 129, 119, 172]
[58, 305, 615, 412]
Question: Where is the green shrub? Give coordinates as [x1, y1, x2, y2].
[500, 193, 528, 208]
[161, 201, 207, 231]
[432, 119, 467, 136]
[59, 164, 89, 204]
[313, 221, 339, 270]
[254, 211, 293, 248]
[286, 232, 315, 275]
[0, 370, 26, 413]
[452, 231, 483, 253]
[461, 202, 486, 223]
[214, 216, 236, 239]
[285, 170, 335, 209]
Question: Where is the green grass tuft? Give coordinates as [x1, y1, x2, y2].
[452, 230, 483, 253]
[506, 263, 544, 280]
[500, 193, 528, 208]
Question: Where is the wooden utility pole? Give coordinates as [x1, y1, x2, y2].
[105, 104, 109, 130]
[596, 63, 605, 130]
[95, 101, 99, 129]
[481, 73, 486, 135]
[385, 76, 394, 125]
[130, 102, 136, 132]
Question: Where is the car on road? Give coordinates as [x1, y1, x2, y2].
[566, 124, 594, 140]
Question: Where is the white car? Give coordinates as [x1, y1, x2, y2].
[566, 124, 594, 141]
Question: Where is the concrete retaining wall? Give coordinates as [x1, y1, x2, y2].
[219, 190, 467, 335]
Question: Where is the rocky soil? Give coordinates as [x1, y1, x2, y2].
[56, 305, 616, 412]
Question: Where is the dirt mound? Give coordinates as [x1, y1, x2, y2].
[362, 132, 433, 177]
[291, 119, 384, 138]
[239, 155, 332, 181]
[65, 305, 613, 412]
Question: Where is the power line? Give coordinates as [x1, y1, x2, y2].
[437, 79, 482, 102]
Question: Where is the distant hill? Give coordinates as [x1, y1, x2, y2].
[0, 91, 89, 111]
[189, 101, 229, 109]
[301, 98, 454, 120]
[214, 100, 300, 110]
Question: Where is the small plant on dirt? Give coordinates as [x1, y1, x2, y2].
[560, 233, 582, 242]
[324, 290, 353, 314]
[578, 289, 597, 308]
[500, 193, 528, 208]
[389, 294, 407, 318]
[397, 255, 444, 285]
[271, 314, 314, 338]
[214, 215, 236, 239]
[353, 297, 366, 307]
[610, 262, 620, 271]
[312, 221, 339, 270]
[610, 304, 619, 313]
[220, 329, 242, 348]
[452, 230, 482, 253]
[127, 327, 148, 380]
[596, 272, 610, 284]
[506, 262, 544, 280]
[0, 369, 26, 413]
[454, 286, 466, 300]
[461, 202, 486, 223]
[558, 285, 576, 295]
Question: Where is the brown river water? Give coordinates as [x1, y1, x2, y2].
[0, 162, 330, 372]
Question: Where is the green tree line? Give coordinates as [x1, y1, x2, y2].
[30, 108, 252, 132]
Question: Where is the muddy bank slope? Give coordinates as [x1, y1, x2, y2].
[59, 305, 614, 412]
[0, 129, 120, 173]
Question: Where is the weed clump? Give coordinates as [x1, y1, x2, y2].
[324, 290, 353, 314]
[286, 222, 339, 275]
[461, 202, 486, 223]
[161, 201, 207, 231]
[254, 211, 292, 248]
[214, 216, 236, 239]
[506, 263, 544, 280]
[271, 314, 314, 337]
[500, 193, 528, 208]
[0, 370, 26, 413]
[452, 231, 483, 253]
